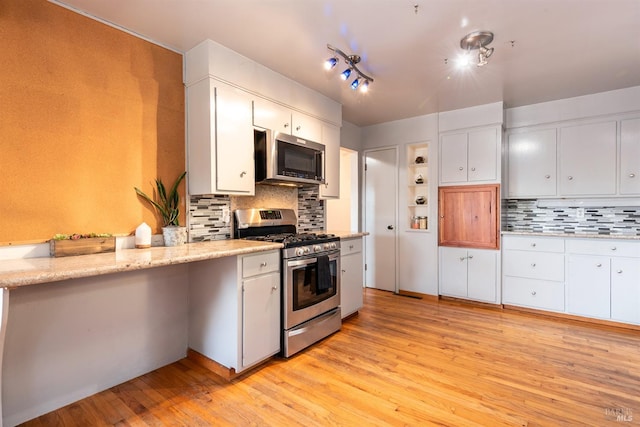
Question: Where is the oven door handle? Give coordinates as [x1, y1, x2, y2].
[286, 253, 339, 267]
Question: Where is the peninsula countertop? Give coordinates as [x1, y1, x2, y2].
[0, 239, 283, 289]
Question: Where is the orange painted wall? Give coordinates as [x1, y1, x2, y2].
[0, 0, 185, 244]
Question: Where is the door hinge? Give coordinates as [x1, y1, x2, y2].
[364, 163, 367, 171]
[364, 263, 368, 271]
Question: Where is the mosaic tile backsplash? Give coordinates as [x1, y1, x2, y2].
[189, 186, 325, 241]
[504, 199, 640, 237]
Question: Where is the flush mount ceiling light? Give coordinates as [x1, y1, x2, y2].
[325, 44, 373, 93]
[460, 30, 495, 67]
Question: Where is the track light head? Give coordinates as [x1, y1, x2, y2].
[324, 57, 338, 70]
[459, 31, 495, 68]
[340, 68, 352, 80]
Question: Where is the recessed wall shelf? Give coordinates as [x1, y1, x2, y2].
[407, 142, 429, 231]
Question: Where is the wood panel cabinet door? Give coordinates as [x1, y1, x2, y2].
[438, 184, 499, 250]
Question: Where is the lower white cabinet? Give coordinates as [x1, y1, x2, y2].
[340, 237, 364, 318]
[503, 235, 640, 326]
[189, 250, 280, 373]
[439, 247, 499, 304]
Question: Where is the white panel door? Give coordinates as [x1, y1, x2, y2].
[620, 118, 640, 195]
[216, 84, 255, 193]
[364, 147, 397, 292]
[467, 249, 497, 303]
[468, 128, 498, 182]
[440, 133, 468, 183]
[242, 273, 280, 368]
[439, 247, 468, 298]
[611, 257, 640, 324]
[507, 129, 557, 197]
[559, 121, 617, 196]
[567, 254, 611, 319]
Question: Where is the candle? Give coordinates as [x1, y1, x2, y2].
[135, 222, 152, 248]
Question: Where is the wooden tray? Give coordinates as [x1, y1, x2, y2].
[50, 236, 116, 257]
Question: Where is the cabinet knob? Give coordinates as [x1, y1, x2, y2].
[531, 291, 537, 296]
[468, 255, 473, 260]
[460, 257, 466, 261]
[531, 243, 537, 247]
[617, 269, 623, 274]
[611, 247, 617, 251]
[471, 167, 476, 171]
[349, 245, 354, 249]
[260, 261, 267, 267]
[630, 173, 636, 178]
[240, 171, 247, 177]
[296, 125, 301, 131]
[531, 263, 536, 267]
[284, 123, 289, 128]
[596, 263, 602, 267]
[271, 285, 278, 291]
[458, 166, 464, 171]
[568, 176, 574, 180]
[544, 175, 551, 179]
[341, 269, 346, 273]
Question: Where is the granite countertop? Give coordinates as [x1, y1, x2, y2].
[329, 231, 369, 239]
[502, 231, 640, 241]
[0, 240, 283, 289]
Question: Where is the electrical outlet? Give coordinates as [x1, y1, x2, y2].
[576, 208, 585, 218]
[222, 207, 230, 224]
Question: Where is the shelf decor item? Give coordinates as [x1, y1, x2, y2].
[50, 233, 115, 257]
[134, 171, 187, 247]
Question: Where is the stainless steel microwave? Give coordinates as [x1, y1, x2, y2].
[254, 129, 325, 186]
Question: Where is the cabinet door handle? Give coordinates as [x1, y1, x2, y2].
[568, 176, 574, 180]
[349, 245, 354, 250]
[341, 269, 346, 273]
[296, 125, 301, 131]
[531, 291, 537, 296]
[630, 173, 636, 178]
[458, 166, 464, 171]
[544, 174, 551, 179]
[240, 171, 247, 177]
[617, 269, 623, 274]
[531, 243, 537, 247]
[531, 263, 536, 267]
[284, 123, 289, 128]
[468, 255, 473, 260]
[459, 257, 466, 261]
[271, 285, 278, 291]
[471, 167, 476, 171]
[611, 247, 617, 251]
[260, 261, 267, 267]
[596, 263, 602, 267]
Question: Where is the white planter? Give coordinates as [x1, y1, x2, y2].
[162, 226, 187, 246]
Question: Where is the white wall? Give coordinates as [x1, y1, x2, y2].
[3, 265, 189, 426]
[361, 113, 440, 295]
[326, 148, 358, 231]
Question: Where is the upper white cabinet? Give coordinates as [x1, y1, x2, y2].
[559, 121, 617, 196]
[440, 126, 500, 185]
[620, 118, 640, 195]
[507, 129, 557, 198]
[187, 79, 255, 195]
[319, 123, 340, 199]
[253, 98, 322, 143]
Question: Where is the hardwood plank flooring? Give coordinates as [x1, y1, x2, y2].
[21, 289, 640, 426]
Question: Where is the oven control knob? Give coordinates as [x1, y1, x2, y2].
[303, 247, 311, 254]
[295, 248, 305, 257]
[330, 242, 337, 249]
[323, 243, 330, 250]
[313, 245, 322, 252]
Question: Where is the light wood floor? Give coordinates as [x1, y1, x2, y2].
[22, 289, 640, 426]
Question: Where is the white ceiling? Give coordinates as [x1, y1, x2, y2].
[52, 0, 640, 127]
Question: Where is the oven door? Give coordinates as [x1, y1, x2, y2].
[284, 251, 340, 330]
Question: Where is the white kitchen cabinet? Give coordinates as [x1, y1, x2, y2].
[620, 118, 640, 195]
[439, 247, 499, 304]
[610, 257, 640, 324]
[440, 127, 499, 185]
[253, 98, 322, 142]
[559, 121, 617, 196]
[340, 237, 364, 318]
[189, 250, 280, 374]
[319, 123, 340, 199]
[566, 254, 611, 319]
[506, 129, 557, 197]
[187, 79, 255, 195]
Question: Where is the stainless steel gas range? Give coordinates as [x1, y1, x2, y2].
[234, 208, 341, 357]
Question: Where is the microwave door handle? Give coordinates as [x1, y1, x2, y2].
[322, 150, 326, 185]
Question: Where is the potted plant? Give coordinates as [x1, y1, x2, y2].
[134, 171, 187, 246]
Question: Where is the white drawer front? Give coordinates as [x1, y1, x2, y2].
[242, 251, 280, 278]
[566, 239, 640, 258]
[503, 235, 564, 253]
[341, 238, 362, 256]
[503, 250, 564, 281]
[503, 277, 565, 312]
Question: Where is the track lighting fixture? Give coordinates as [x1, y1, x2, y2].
[325, 44, 373, 92]
[460, 31, 495, 67]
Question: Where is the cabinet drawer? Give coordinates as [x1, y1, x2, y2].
[566, 239, 640, 258]
[503, 250, 564, 281]
[503, 277, 565, 312]
[242, 251, 280, 278]
[341, 238, 362, 256]
[503, 235, 564, 253]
